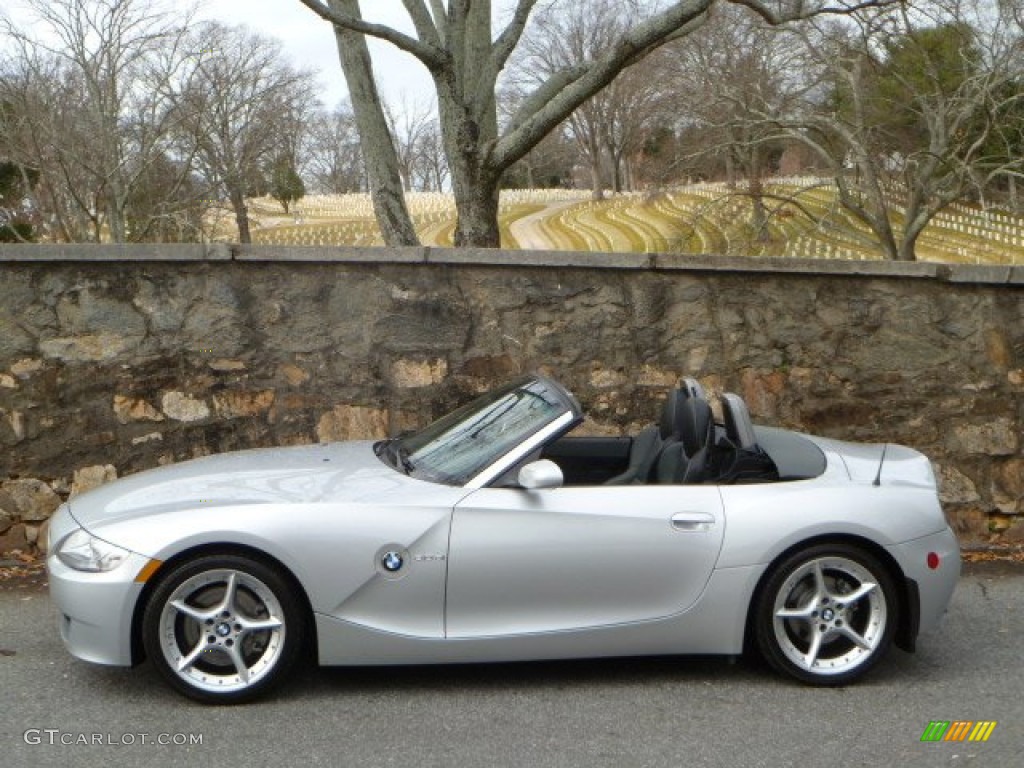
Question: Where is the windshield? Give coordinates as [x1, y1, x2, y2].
[386, 376, 573, 486]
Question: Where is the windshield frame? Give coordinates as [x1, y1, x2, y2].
[381, 375, 581, 488]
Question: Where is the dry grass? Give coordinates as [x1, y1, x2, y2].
[221, 186, 1024, 265]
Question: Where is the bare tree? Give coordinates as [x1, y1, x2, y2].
[0, 0, 197, 242]
[305, 101, 367, 194]
[517, 0, 673, 195]
[497, 87, 577, 189]
[413, 124, 451, 191]
[0, 54, 97, 241]
[599, 53, 673, 193]
[297, 0, 881, 247]
[514, 0, 636, 199]
[172, 22, 316, 243]
[666, 6, 806, 237]
[383, 96, 436, 191]
[0, 158, 39, 241]
[777, 0, 1024, 260]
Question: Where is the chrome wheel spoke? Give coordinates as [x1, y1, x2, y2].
[215, 571, 239, 615]
[777, 600, 817, 621]
[224, 643, 250, 685]
[176, 639, 207, 673]
[238, 616, 283, 633]
[803, 629, 824, 668]
[811, 561, 828, 601]
[170, 598, 214, 623]
[837, 624, 872, 651]
[838, 581, 877, 604]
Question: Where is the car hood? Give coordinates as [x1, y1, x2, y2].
[68, 441, 407, 530]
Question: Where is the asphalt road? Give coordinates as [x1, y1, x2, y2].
[2, 562, 1022, 768]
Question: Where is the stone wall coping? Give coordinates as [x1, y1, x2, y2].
[0, 243, 233, 261]
[1, 244, 1021, 286]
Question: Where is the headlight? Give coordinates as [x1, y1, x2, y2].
[56, 528, 130, 572]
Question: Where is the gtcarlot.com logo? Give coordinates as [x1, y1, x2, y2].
[23, 729, 203, 746]
[921, 721, 997, 743]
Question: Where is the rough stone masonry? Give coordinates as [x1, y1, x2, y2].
[0, 244, 1021, 555]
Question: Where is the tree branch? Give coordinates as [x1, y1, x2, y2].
[401, 0, 442, 47]
[506, 64, 587, 133]
[296, 0, 447, 68]
[492, 0, 540, 75]
[727, 0, 899, 25]
[496, 3, 711, 171]
[429, 0, 449, 45]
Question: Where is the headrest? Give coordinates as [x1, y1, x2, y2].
[679, 397, 714, 456]
[722, 393, 757, 450]
[659, 389, 685, 440]
[681, 377, 707, 400]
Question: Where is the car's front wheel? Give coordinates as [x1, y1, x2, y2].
[142, 553, 306, 704]
[754, 542, 897, 685]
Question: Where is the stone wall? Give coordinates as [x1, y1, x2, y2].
[1, 244, 1022, 554]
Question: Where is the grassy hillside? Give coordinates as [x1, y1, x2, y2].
[234, 182, 1024, 265]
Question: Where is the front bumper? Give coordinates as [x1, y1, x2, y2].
[46, 505, 149, 667]
[47, 552, 149, 667]
[887, 527, 961, 635]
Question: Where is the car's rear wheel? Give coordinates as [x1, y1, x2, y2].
[142, 554, 305, 704]
[754, 542, 897, 685]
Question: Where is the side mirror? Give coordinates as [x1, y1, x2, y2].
[518, 459, 564, 490]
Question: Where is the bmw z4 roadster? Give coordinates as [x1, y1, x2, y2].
[47, 374, 959, 703]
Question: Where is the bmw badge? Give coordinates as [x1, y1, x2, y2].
[381, 551, 404, 572]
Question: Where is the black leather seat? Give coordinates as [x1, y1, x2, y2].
[656, 394, 714, 484]
[604, 389, 686, 485]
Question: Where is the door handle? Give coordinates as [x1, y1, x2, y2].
[670, 512, 715, 532]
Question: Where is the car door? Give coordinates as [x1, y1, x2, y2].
[445, 485, 725, 638]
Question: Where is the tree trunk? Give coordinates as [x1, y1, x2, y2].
[747, 149, 769, 241]
[587, 133, 604, 200]
[725, 151, 736, 189]
[451, 158, 500, 247]
[106, 196, 126, 242]
[608, 147, 623, 194]
[328, 0, 418, 246]
[590, 161, 604, 200]
[896, 206, 930, 262]
[748, 189, 768, 241]
[896, 233, 919, 261]
[434, 56, 503, 248]
[874, 221, 899, 260]
[230, 190, 251, 244]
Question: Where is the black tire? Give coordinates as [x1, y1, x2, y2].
[754, 542, 898, 686]
[142, 553, 306, 704]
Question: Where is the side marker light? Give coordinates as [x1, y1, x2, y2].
[134, 559, 163, 583]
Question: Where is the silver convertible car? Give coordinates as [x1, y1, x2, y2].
[47, 374, 959, 703]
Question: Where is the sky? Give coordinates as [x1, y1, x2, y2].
[0, 1, 468, 110]
[2, 1, 532, 117]
[194, 0, 437, 109]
